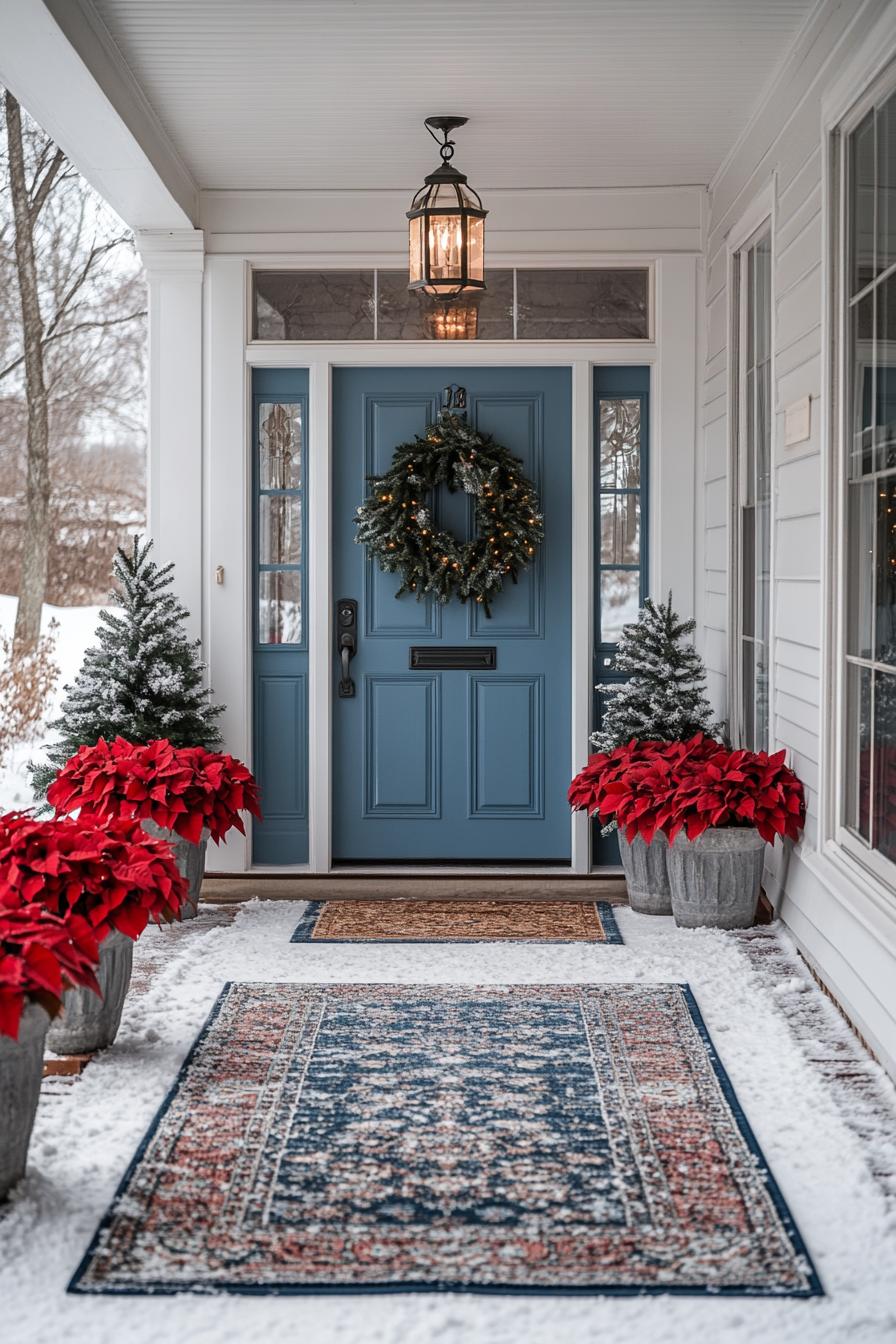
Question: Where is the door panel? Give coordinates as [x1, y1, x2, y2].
[469, 676, 543, 816]
[364, 676, 440, 816]
[333, 366, 571, 863]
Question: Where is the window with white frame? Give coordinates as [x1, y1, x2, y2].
[842, 83, 896, 871]
[732, 227, 772, 751]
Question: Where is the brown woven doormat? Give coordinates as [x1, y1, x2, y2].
[291, 899, 624, 943]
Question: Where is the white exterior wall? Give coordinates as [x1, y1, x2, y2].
[698, 0, 896, 1076]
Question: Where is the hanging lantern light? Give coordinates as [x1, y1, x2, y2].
[408, 116, 487, 300]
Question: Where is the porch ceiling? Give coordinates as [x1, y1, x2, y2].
[76, 0, 813, 194]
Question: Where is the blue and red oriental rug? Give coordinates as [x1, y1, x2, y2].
[69, 982, 821, 1297]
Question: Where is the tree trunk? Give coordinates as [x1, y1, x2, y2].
[5, 93, 50, 657]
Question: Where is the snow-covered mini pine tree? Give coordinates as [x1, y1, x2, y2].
[591, 592, 722, 752]
[31, 537, 223, 796]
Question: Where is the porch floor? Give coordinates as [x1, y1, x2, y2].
[2, 898, 895, 1343]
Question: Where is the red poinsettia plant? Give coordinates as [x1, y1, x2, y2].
[655, 746, 806, 845]
[568, 734, 721, 840]
[0, 904, 101, 1040]
[0, 811, 186, 942]
[48, 737, 263, 844]
[569, 735, 805, 846]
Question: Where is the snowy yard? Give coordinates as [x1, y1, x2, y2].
[0, 596, 103, 812]
[0, 899, 894, 1344]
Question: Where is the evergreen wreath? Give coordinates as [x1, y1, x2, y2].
[355, 413, 544, 617]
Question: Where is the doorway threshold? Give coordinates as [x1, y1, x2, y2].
[202, 870, 626, 904]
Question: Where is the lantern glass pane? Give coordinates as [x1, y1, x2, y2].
[408, 216, 423, 285]
[467, 216, 485, 283]
[427, 212, 464, 283]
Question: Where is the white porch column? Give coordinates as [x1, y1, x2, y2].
[136, 229, 205, 639]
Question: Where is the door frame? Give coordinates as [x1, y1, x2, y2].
[203, 255, 698, 873]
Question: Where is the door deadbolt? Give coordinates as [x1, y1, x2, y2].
[335, 598, 358, 698]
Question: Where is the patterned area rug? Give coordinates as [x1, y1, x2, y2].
[70, 982, 820, 1297]
[291, 899, 624, 943]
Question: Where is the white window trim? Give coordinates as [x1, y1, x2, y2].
[726, 182, 775, 749]
[822, 45, 896, 899]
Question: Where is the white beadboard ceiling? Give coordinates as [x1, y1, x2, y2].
[87, 0, 817, 192]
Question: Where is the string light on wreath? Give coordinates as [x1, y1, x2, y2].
[355, 414, 544, 617]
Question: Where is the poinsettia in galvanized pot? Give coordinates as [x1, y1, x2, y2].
[0, 811, 186, 1055]
[48, 737, 262, 918]
[568, 735, 721, 915]
[0, 904, 100, 1199]
[656, 748, 806, 929]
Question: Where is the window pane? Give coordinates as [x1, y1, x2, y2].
[878, 92, 896, 278]
[258, 570, 301, 645]
[753, 236, 771, 365]
[746, 248, 755, 368]
[755, 360, 771, 502]
[756, 495, 771, 652]
[850, 291, 875, 478]
[754, 641, 769, 753]
[741, 640, 755, 750]
[259, 402, 302, 489]
[517, 268, 649, 340]
[874, 669, 896, 861]
[253, 271, 374, 340]
[599, 569, 640, 644]
[850, 110, 876, 296]
[376, 269, 513, 340]
[259, 496, 301, 565]
[600, 494, 640, 563]
[846, 480, 875, 659]
[875, 475, 896, 664]
[599, 398, 641, 488]
[875, 270, 896, 471]
[846, 663, 872, 842]
[741, 504, 755, 638]
[745, 367, 755, 503]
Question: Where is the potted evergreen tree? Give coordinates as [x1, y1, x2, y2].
[584, 593, 722, 913]
[0, 905, 99, 1199]
[31, 537, 225, 916]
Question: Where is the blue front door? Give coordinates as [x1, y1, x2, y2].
[332, 367, 571, 863]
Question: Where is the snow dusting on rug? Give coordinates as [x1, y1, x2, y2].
[0, 899, 894, 1343]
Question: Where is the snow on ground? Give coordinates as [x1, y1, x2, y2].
[0, 595, 105, 812]
[1, 901, 894, 1344]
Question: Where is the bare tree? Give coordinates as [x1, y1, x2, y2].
[0, 89, 146, 653]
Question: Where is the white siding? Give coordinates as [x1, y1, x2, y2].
[698, 0, 896, 1076]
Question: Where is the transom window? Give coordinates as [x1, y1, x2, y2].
[843, 84, 896, 869]
[251, 268, 651, 342]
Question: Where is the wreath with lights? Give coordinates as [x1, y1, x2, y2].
[355, 414, 544, 617]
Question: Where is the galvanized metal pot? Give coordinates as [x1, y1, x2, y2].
[668, 826, 766, 929]
[617, 830, 673, 915]
[0, 1002, 49, 1200]
[141, 821, 208, 919]
[46, 929, 133, 1055]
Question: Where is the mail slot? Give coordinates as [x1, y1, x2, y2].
[409, 646, 497, 670]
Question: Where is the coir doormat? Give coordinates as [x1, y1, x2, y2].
[291, 898, 624, 943]
[70, 982, 820, 1297]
